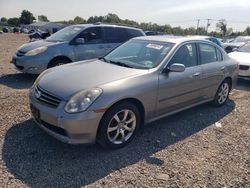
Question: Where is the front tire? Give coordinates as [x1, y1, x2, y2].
[212, 80, 230, 106]
[48, 58, 70, 68]
[97, 102, 141, 149]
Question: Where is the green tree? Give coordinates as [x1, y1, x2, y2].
[103, 13, 120, 23]
[7, 17, 20, 26]
[73, 16, 86, 24]
[244, 27, 250, 35]
[19, 10, 36, 24]
[38, 15, 49, 22]
[1, 17, 7, 22]
[216, 19, 227, 36]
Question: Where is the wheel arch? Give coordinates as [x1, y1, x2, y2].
[96, 97, 146, 138]
[47, 56, 72, 68]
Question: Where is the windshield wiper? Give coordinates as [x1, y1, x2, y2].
[109, 60, 133, 68]
[98, 57, 108, 62]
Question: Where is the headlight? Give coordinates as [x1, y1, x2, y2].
[65, 88, 102, 113]
[25, 46, 48, 56]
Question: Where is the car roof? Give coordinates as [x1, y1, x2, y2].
[134, 35, 215, 44]
[71, 23, 142, 30]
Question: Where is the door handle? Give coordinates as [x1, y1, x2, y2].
[193, 72, 201, 77]
[221, 66, 225, 71]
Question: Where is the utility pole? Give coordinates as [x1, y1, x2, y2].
[206, 19, 211, 33]
[196, 19, 200, 34]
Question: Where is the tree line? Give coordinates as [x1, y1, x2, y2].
[1, 10, 250, 37]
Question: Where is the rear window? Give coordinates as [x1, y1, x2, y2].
[104, 27, 129, 43]
[127, 28, 144, 38]
[199, 43, 218, 64]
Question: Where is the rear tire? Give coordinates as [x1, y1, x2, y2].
[211, 80, 231, 106]
[97, 102, 141, 149]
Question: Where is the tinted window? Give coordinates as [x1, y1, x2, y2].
[199, 43, 217, 64]
[127, 29, 144, 38]
[169, 43, 197, 68]
[104, 27, 129, 43]
[78, 27, 103, 44]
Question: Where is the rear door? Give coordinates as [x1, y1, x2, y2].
[198, 42, 226, 99]
[157, 43, 203, 116]
[73, 27, 106, 60]
[103, 27, 130, 54]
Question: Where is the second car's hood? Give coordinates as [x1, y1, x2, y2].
[17, 40, 63, 53]
[228, 52, 250, 65]
[37, 60, 147, 100]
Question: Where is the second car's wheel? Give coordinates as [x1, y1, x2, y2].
[48, 58, 71, 68]
[212, 80, 230, 106]
[97, 102, 141, 149]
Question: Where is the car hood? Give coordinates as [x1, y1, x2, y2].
[222, 42, 244, 48]
[228, 52, 250, 65]
[37, 60, 147, 100]
[17, 40, 63, 53]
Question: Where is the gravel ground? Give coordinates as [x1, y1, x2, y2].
[0, 33, 249, 188]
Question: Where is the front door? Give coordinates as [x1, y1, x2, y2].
[73, 27, 106, 61]
[157, 43, 203, 116]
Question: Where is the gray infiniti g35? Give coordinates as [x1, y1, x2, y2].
[29, 36, 239, 149]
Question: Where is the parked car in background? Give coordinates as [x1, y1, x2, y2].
[144, 31, 164, 36]
[11, 24, 145, 74]
[228, 42, 250, 78]
[2, 27, 9, 33]
[29, 36, 238, 149]
[222, 36, 250, 53]
[13, 27, 20, 33]
[28, 29, 51, 41]
[188, 35, 222, 47]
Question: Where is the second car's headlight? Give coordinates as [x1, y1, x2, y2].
[65, 88, 103, 113]
[25, 46, 48, 56]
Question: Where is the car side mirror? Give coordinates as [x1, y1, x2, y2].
[167, 63, 186, 72]
[75, 38, 85, 45]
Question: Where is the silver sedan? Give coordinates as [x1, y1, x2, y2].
[29, 36, 239, 149]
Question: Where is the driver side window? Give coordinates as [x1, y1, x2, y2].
[169, 43, 197, 68]
[78, 27, 103, 44]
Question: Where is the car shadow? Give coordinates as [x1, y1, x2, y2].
[0, 73, 38, 89]
[2, 100, 235, 187]
[235, 78, 250, 91]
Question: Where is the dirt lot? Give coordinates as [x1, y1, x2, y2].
[0, 33, 249, 188]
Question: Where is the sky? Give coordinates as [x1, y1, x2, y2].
[0, 0, 250, 31]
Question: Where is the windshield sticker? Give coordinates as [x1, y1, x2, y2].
[146, 44, 163, 50]
[143, 61, 154, 68]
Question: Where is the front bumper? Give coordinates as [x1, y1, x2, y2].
[29, 89, 104, 144]
[11, 53, 49, 74]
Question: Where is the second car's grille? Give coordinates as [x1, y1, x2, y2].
[16, 50, 26, 57]
[239, 65, 249, 70]
[34, 85, 62, 108]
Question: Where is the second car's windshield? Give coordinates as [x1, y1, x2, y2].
[103, 39, 174, 69]
[237, 43, 250, 53]
[46, 26, 83, 42]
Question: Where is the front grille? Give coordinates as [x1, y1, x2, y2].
[16, 50, 26, 57]
[41, 120, 68, 137]
[34, 85, 62, 108]
[239, 65, 249, 70]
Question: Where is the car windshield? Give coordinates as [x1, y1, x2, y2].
[103, 39, 174, 69]
[237, 43, 250, 53]
[46, 26, 83, 42]
[233, 37, 250, 43]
